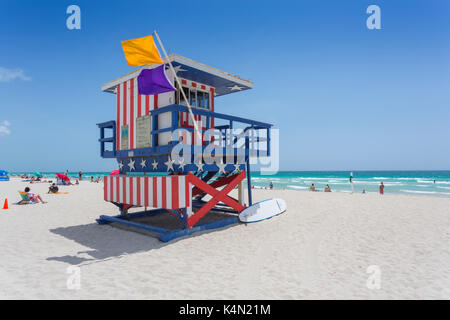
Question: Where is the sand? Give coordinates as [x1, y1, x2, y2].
[0, 177, 450, 299]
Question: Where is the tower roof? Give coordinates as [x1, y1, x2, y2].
[102, 54, 253, 96]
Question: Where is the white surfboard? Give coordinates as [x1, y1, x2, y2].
[239, 198, 287, 223]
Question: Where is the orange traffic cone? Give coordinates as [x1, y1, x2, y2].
[2, 198, 9, 210]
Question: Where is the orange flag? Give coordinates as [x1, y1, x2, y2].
[121, 35, 164, 67]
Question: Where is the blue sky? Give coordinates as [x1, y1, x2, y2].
[0, 0, 449, 172]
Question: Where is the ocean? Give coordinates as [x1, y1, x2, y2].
[9, 170, 450, 197]
[251, 171, 450, 197]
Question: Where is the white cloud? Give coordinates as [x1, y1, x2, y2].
[0, 67, 31, 82]
[0, 120, 11, 136]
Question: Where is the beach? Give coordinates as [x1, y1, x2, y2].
[1, 177, 450, 299]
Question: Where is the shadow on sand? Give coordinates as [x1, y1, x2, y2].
[47, 211, 239, 265]
[47, 222, 166, 265]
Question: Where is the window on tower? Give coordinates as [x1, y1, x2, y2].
[175, 81, 211, 110]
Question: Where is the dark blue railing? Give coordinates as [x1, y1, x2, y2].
[97, 104, 272, 161]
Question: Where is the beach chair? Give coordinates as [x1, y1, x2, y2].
[17, 192, 37, 205]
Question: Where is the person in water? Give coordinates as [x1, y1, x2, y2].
[25, 187, 46, 203]
[309, 183, 316, 192]
[269, 181, 274, 190]
[379, 182, 385, 195]
[324, 184, 331, 192]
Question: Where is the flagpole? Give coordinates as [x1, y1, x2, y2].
[153, 30, 202, 143]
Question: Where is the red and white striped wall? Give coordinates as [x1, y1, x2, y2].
[115, 76, 215, 150]
[116, 77, 159, 151]
[104, 175, 192, 213]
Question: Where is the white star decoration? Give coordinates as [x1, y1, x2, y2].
[228, 85, 244, 91]
[164, 157, 175, 172]
[140, 158, 147, 168]
[216, 161, 227, 174]
[234, 163, 241, 172]
[173, 65, 187, 74]
[165, 65, 187, 73]
[196, 161, 204, 172]
[128, 159, 136, 171]
[119, 161, 124, 170]
[151, 159, 158, 170]
[177, 157, 186, 171]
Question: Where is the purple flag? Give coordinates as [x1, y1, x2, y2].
[137, 65, 176, 95]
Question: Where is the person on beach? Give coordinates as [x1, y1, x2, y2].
[24, 187, 46, 203]
[269, 181, 273, 190]
[362, 189, 366, 194]
[309, 183, 316, 192]
[65, 170, 69, 177]
[324, 184, 331, 192]
[90, 176, 94, 182]
[379, 182, 384, 195]
[78, 171, 83, 181]
[48, 183, 59, 194]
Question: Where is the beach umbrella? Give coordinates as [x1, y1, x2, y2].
[33, 171, 42, 177]
[56, 173, 70, 182]
[110, 170, 119, 175]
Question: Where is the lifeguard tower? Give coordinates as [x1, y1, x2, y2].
[96, 54, 272, 241]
